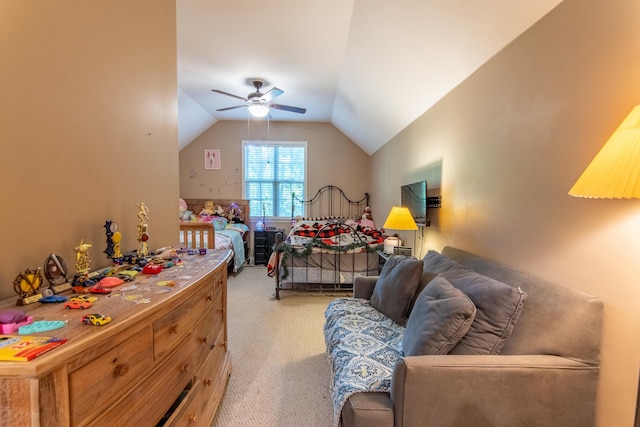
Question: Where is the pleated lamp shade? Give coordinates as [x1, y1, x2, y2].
[383, 206, 418, 230]
[569, 105, 640, 199]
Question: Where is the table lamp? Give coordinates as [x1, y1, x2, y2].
[383, 206, 418, 254]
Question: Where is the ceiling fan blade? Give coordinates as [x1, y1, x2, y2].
[269, 103, 307, 114]
[211, 89, 248, 102]
[260, 87, 284, 103]
[216, 105, 248, 112]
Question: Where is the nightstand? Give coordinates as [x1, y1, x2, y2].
[254, 229, 284, 265]
[377, 250, 390, 274]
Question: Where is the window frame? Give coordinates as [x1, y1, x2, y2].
[242, 140, 307, 220]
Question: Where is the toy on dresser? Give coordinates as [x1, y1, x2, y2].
[0, 309, 34, 334]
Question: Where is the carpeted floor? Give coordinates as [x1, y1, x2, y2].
[212, 265, 344, 427]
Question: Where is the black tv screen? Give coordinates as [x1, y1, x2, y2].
[401, 180, 428, 226]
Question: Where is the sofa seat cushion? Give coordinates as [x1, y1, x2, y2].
[324, 298, 404, 427]
[423, 251, 527, 355]
[403, 274, 477, 356]
[370, 255, 423, 326]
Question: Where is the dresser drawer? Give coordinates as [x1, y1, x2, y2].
[89, 331, 201, 427]
[165, 332, 230, 427]
[188, 291, 224, 369]
[69, 325, 153, 426]
[154, 279, 217, 360]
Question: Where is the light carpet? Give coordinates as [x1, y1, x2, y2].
[212, 266, 346, 427]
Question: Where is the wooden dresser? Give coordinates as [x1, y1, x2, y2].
[0, 249, 232, 427]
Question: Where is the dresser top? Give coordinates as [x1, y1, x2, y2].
[0, 249, 231, 375]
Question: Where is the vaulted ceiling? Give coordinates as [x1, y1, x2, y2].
[177, 0, 564, 155]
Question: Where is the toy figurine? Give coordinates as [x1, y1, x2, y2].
[73, 240, 92, 275]
[136, 202, 150, 257]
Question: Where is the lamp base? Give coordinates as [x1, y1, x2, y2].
[393, 246, 412, 256]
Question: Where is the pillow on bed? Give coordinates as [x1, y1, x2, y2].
[370, 255, 423, 326]
[210, 216, 228, 231]
[403, 274, 476, 356]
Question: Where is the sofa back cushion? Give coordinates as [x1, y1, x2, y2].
[403, 274, 476, 356]
[423, 251, 527, 355]
[370, 255, 423, 326]
[441, 246, 603, 363]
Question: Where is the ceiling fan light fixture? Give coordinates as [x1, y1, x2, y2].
[248, 104, 269, 118]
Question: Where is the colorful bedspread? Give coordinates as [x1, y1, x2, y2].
[216, 229, 245, 272]
[324, 298, 404, 427]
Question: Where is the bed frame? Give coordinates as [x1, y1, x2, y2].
[180, 198, 251, 260]
[273, 185, 378, 299]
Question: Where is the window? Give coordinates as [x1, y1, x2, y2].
[243, 141, 306, 219]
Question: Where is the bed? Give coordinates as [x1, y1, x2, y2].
[267, 186, 384, 299]
[179, 198, 250, 272]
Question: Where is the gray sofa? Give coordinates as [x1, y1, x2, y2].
[326, 246, 603, 427]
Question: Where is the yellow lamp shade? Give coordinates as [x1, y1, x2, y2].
[569, 105, 640, 199]
[383, 206, 418, 231]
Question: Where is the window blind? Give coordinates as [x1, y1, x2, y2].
[243, 141, 306, 218]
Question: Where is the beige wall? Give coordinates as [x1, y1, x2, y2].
[0, 1, 179, 300]
[371, 0, 640, 424]
[179, 120, 371, 230]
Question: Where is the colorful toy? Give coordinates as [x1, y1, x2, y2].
[64, 300, 93, 310]
[71, 295, 98, 303]
[142, 264, 163, 275]
[82, 314, 112, 326]
[39, 295, 68, 303]
[18, 320, 67, 334]
[0, 309, 34, 334]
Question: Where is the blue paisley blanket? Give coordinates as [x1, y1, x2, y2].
[324, 298, 404, 427]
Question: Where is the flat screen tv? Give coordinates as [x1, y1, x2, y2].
[401, 180, 428, 227]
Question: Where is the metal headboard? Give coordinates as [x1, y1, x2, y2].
[291, 185, 369, 220]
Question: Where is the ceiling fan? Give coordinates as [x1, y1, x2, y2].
[212, 80, 307, 118]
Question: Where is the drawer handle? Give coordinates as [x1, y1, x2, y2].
[204, 378, 213, 386]
[206, 294, 213, 301]
[114, 363, 130, 377]
[181, 363, 190, 373]
[169, 324, 179, 334]
[188, 414, 198, 423]
[200, 336, 208, 344]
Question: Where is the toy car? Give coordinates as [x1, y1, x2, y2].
[89, 286, 111, 294]
[81, 313, 112, 326]
[39, 295, 68, 303]
[72, 286, 92, 294]
[70, 295, 98, 303]
[64, 300, 92, 310]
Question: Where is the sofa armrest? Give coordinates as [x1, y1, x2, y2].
[391, 355, 599, 427]
[353, 276, 378, 300]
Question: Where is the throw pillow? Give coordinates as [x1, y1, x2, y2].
[403, 275, 476, 356]
[423, 250, 527, 355]
[370, 255, 423, 326]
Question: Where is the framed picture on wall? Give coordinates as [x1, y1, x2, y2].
[204, 149, 221, 170]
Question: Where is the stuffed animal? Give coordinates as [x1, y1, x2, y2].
[199, 200, 215, 216]
[359, 206, 375, 228]
[228, 202, 244, 223]
[179, 198, 188, 218]
[213, 204, 225, 216]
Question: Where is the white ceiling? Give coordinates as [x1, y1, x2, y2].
[177, 0, 564, 155]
